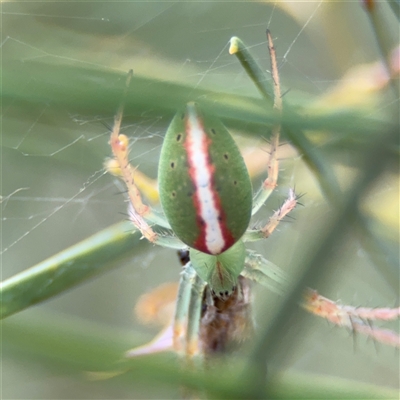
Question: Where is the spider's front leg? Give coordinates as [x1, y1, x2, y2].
[242, 249, 289, 296]
[186, 272, 207, 358]
[250, 115, 280, 217]
[107, 71, 185, 250]
[173, 261, 206, 359]
[230, 32, 283, 220]
[244, 188, 298, 243]
[173, 262, 196, 352]
[242, 30, 297, 241]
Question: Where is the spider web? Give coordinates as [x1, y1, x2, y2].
[1, 2, 399, 395]
[1, 2, 331, 269]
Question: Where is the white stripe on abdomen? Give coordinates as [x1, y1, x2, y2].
[186, 107, 225, 254]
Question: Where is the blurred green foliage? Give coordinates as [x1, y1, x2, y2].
[1, 1, 399, 398]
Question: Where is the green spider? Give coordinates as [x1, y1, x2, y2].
[109, 36, 297, 358]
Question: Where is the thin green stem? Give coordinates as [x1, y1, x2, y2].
[387, 0, 400, 21]
[229, 36, 274, 105]
[363, 0, 400, 96]
[0, 221, 142, 319]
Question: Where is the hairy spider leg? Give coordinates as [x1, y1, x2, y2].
[186, 273, 207, 358]
[109, 71, 185, 249]
[242, 250, 289, 296]
[243, 188, 297, 242]
[251, 121, 280, 216]
[173, 262, 198, 353]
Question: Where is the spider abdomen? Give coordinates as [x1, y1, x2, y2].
[158, 102, 252, 255]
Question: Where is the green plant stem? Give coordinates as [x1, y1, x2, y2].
[0, 221, 142, 319]
[364, 1, 400, 96]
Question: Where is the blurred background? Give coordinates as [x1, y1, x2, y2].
[2, 1, 399, 399]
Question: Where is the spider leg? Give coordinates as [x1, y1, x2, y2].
[108, 71, 185, 248]
[251, 126, 279, 216]
[186, 273, 207, 359]
[243, 188, 297, 242]
[173, 262, 197, 353]
[106, 159, 172, 229]
[242, 249, 289, 296]
[253, 30, 283, 217]
[173, 261, 206, 359]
